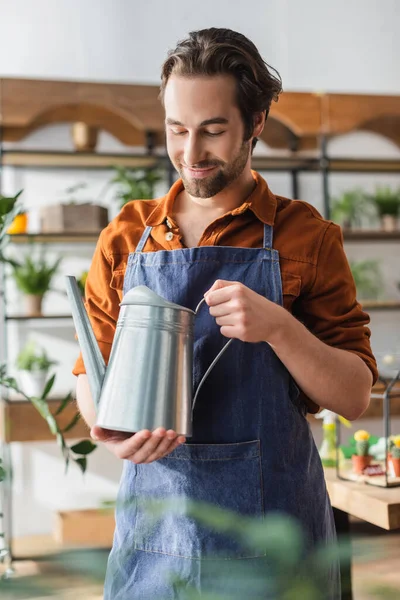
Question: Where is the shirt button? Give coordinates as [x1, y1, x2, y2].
[165, 232, 174, 241]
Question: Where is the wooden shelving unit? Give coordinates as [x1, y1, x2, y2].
[343, 230, 400, 241]
[361, 301, 400, 311]
[0, 398, 89, 443]
[8, 232, 101, 244]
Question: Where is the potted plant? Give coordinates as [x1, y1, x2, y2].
[349, 259, 383, 301]
[352, 429, 373, 474]
[16, 340, 58, 397]
[109, 165, 163, 208]
[369, 186, 400, 232]
[11, 249, 62, 315]
[330, 188, 374, 230]
[388, 435, 400, 478]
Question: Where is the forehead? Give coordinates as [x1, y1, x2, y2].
[163, 74, 239, 123]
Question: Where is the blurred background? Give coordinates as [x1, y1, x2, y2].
[0, 1, 400, 598]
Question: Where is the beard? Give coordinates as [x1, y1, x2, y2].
[175, 139, 251, 198]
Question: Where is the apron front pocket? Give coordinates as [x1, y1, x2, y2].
[133, 439, 265, 559]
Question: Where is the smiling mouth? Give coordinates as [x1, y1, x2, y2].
[184, 165, 218, 179]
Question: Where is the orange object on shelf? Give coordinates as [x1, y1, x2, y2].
[7, 212, 28, 234]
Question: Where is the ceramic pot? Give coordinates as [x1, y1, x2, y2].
[19, 370, 48, 398]
[71, 122, 98, 152]
[352, 454, 372, 474]
[25, 294, 43, 316]
[388, 454, 400, 477]
[380, 214, 398, 232]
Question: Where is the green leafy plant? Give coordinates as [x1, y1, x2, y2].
[330, 188, 374, 229]
[11, 249, 62, 295]
[349, 259, 383, 300]
[16, 340, 57, 372]
[0, 365, 96, 474]
[0, 191, 23, 264]
[109, 165, 162, 208]
[369, 186, 400, 217]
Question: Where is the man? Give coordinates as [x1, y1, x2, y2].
[73, 28, 377, 600]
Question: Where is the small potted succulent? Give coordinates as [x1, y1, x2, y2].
[11, 249, 62, 315]
[388, 435, 400, 478]
[16, 340, 58, 397]
[352, 429, 373, 474]
[369, 186, 400, 232]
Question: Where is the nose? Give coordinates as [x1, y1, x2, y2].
[183, 132, 205, 167]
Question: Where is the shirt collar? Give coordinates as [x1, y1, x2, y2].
[145, 170, 277, 227]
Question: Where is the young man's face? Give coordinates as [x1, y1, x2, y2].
[164, 74, 252, 198]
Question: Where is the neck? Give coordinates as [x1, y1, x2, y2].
[176, 167, 257, 218]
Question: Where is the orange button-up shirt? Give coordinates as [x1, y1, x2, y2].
[73, 171, 378, 413]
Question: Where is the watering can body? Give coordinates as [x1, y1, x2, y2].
[66, 277, 231, 437]
[98, 295, 194, 435]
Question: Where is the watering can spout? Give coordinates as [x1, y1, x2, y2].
[65, 275, 106, 411]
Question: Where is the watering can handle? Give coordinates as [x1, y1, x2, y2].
[191, 297, 234, 411]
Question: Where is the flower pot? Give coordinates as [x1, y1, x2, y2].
[388, 454, 400, 478]
[380, 214, 398, 232]
[7, 213, 28, 235]
[25, 294, 44, 316]
[19, 370, 48, 398]
[352, 454, 372, 474]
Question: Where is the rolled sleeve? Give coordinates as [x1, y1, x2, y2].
[296, 223, 378, 385]
[72, 231, 120, 376]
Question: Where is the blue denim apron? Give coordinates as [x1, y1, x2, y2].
[104, 223, 340, 600]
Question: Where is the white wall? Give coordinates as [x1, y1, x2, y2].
[0, 0, 400, 540]
[1, 0, 400, 93]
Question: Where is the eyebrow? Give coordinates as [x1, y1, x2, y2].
[165, 117, 229, 127]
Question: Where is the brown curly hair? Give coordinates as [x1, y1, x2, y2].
[160, 28, 282, 150]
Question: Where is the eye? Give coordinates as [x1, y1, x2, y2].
[170, 128, 187, 136]
[204, 131, 225, 137]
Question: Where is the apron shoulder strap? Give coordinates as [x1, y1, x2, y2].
[136, 225, 153, 253]
[263, 224, 273, 249]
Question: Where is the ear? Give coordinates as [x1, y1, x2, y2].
[252, 112, 266, 139]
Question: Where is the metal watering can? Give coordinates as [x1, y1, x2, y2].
[65, 276, 232, 437]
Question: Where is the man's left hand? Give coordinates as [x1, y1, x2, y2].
[204, 280, 286, 344]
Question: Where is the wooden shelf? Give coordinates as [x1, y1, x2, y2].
[8, 232, 100, 244]
[361, 301, 400, 311]
[5, 314, 72, 321]
[343, 230, 400, 241]
[3, 149, 400, 173]
[2, 150, 162, 169]
[0, 397, 89, 443]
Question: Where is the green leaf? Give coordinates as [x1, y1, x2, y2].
[70, 440, 97, 455]
[0, 466, 6, 482]
[41, 373, 56, 399]
[62, 412, 81, 432]
[54, 392, 73, 415]
[75, 457, 87, 473]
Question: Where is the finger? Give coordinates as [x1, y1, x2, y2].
[111, 429, 155, 458]
[205, 285, 238, 307]
[129, 428, 169, 463]
[144, 436, 186, 464]
[206, 279, 237, 295]
[215, 315, 236, 326]
[209, 302, 236, 318]
[219, 325, 237, 339]
[143, 431, 185, 463]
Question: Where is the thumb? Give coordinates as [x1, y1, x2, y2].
[91, 425, 113, 441]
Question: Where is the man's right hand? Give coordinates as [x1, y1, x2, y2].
[90, 426, 186, 464]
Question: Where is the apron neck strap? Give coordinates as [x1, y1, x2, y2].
[263, 224, 273, 249]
